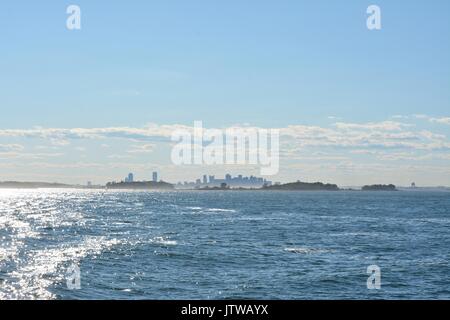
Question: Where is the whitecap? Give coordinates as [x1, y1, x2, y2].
[206, 208, 236, 213]
[284, 247, 329, 254]
[151, 236, 178, 246]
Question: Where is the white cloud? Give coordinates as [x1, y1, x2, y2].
[430, 117, 450, 125]
[127, 144, 155, 154]
[0, 152, 64, 159]
[390, 114, 450, 125]
[0, 120, 449, 165]
[107, 154, 132, 159]
[334, 121, 412, 131]
[0, 144, 24, 152]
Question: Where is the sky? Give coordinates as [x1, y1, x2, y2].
[0, 0, 450, 186]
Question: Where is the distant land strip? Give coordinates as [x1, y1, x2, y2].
[0, 180, 408, 191]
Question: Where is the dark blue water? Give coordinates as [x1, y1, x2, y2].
[1, 189, 449, 299]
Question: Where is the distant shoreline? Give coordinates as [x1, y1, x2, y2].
[1, 181, 449, 192]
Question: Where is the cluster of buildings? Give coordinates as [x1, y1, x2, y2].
[176, 174, 272, 189]
[123, 171, 158, 183]
[99, 171, 272, 190]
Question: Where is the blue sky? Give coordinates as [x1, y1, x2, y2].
[0, 1, 450, 186]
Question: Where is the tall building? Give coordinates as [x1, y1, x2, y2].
[203, 175, 208, 184]
[152, 171, 158, 182]
[127, 173, 134, 183]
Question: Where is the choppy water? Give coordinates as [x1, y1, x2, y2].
[1, 189, 449, 300]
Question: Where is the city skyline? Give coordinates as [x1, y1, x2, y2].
[176, 173, 273, 189]
[1, 1, 450, 186]
[98, 172, 274, 189]
[0, 168, 444, 190]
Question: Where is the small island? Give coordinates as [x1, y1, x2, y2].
[0, 181, 75, 189]
[362, 184, 397, 191]
[105, 181, 174, 190]
[262, 181, 339, 191]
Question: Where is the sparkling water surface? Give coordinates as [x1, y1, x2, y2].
[1, 189, 449, 300]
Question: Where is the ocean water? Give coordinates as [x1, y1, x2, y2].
[1, 189, 449, 300]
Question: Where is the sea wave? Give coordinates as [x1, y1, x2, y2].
[284, 247, 330, 254]
[186, 206, 236, 214]
[206, 208, 236, 213]
[0, 236, 121, 300]
[150, 236, 178, 246]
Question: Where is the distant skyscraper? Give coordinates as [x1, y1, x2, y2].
[225, 174, 232, 181]
[127, 173, 134, 183]
[203, 175, 208, 184]
[152, 171, 158, 182]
